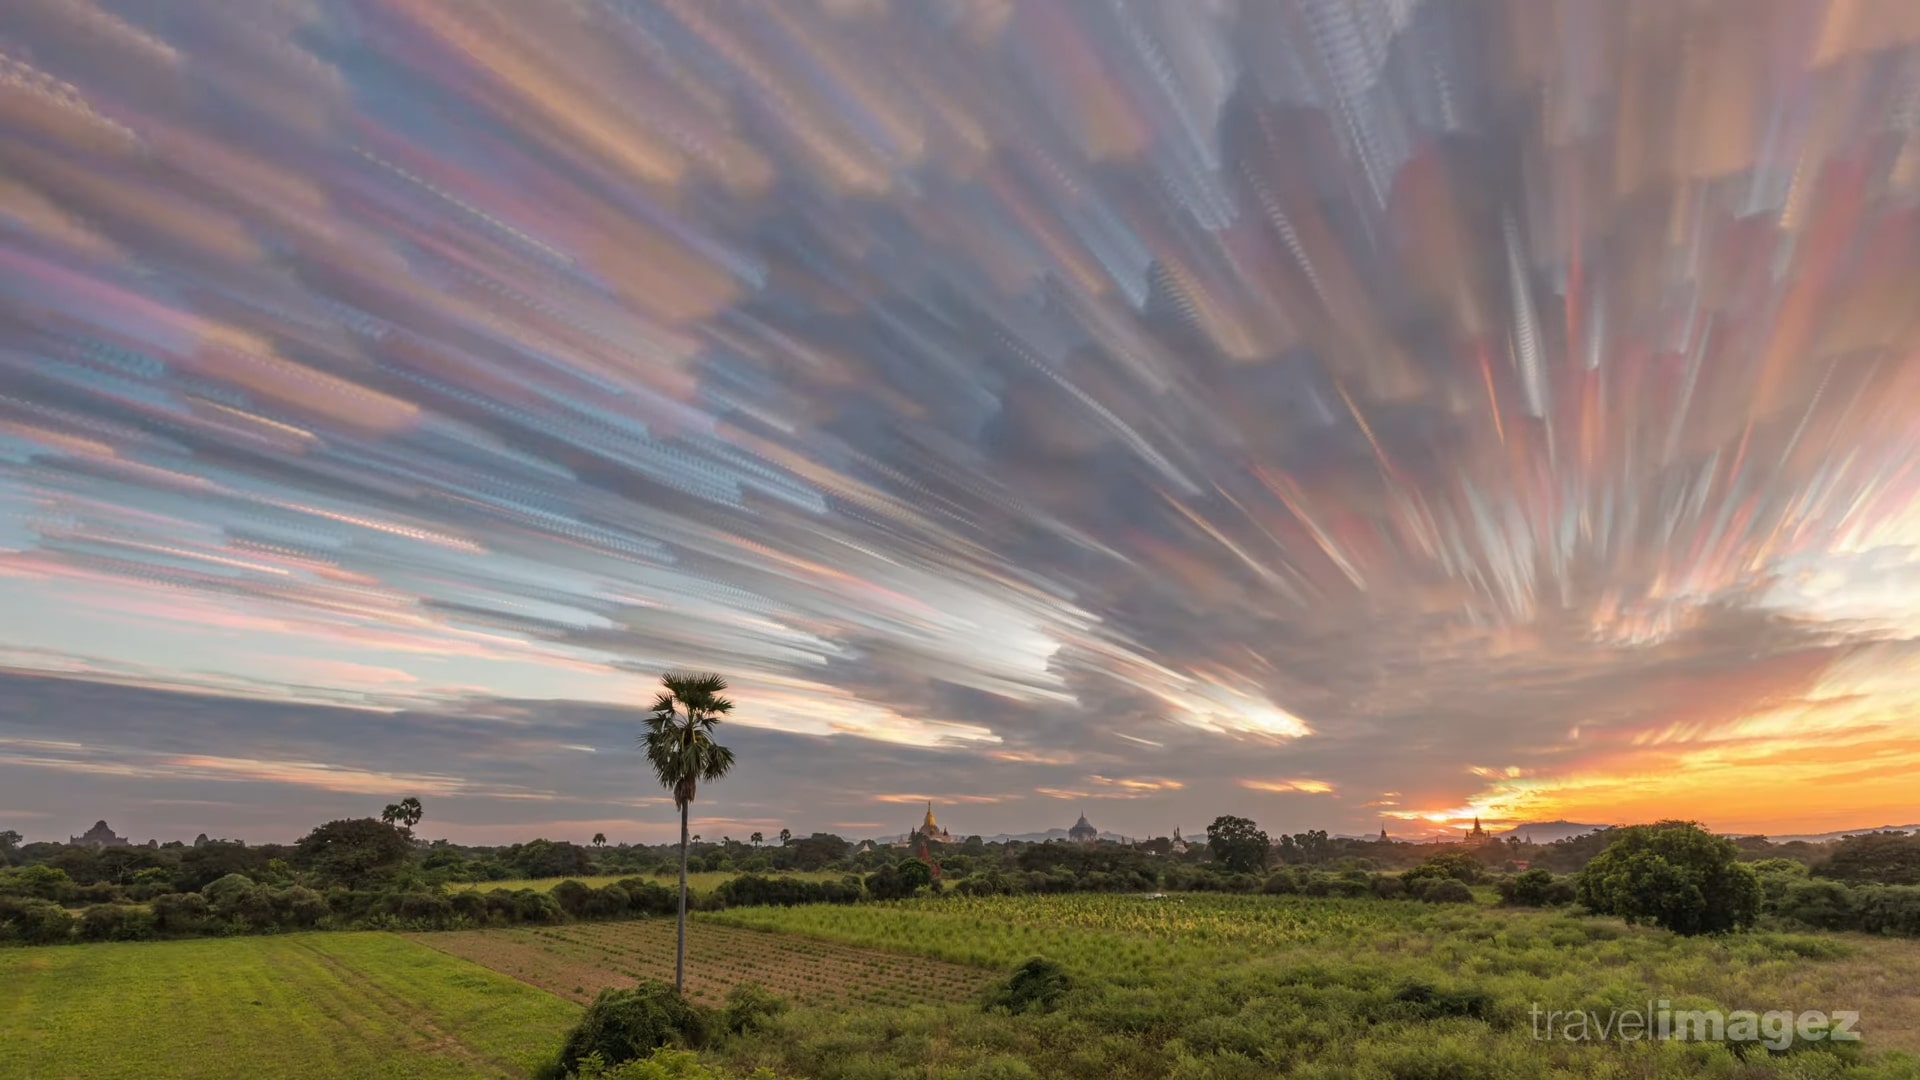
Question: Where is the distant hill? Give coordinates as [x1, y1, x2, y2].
[1746, 824, 1919, 844]
[1495, 821, 1611, 843]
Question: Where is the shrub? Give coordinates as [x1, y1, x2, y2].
[272, 885, 331, 929]
[1497, 868, 1574, 907]
[1409, 877, 1474, 903]
[1575, 821, 1761, 935]
[1402, 852, 1485, 885]
[720, 981, 786, 1035]
[553, 879, 594, 917]
[79, 904, 156, 941]
[1370, 874, 1407, 900]
[396, 891, 453, 925]
[0, 864, 74, 902]
[1262, 870, 1299, 895]
[203, 873, 274, 929]
[1774, 879, 1856, 931]
[617, 879, 678, 916]
[150, 892, 212, 934]
[1388, 979, 1495, 1021]
[984, 956, 1071, 1015]
[557, 982, 715, 1075]
[1, 898, 74, 944]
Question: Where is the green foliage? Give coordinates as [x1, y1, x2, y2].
[1575, 820, 1762, 935]
[0, 864, 73, 902]
[1205, 816, 1270, 874]
[984, 956, 1071, 1015]
[1402, 852, 1485, 884]
[570, 1047, 776, 1080]
[719, 982, 786, 1035]
[558, 982, 716, 1075]
[1496, 868, 1575, 906]
[1406, 877, 1474, 903]
[294, 818, 414, 889]
[1819, 832, 1920, 886]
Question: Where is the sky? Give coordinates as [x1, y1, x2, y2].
[2, 0, 1919, 846]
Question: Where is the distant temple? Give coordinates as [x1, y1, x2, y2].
[1069, 812, 1098, 844]
[896, 802, 955, 849]
[69, 820, 130, 849]
[1466, 816, 1490, 845]
[1379, 826, 1391, 843]
[1169, 827, 1188, 855]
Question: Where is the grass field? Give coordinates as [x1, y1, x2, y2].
[10, 895, 1920, 1079]
[418, 920, 994, 1008]
[453, 870, 846, 894]
[706, 895, 1920, 1079]
[0, 932, 579, 1079]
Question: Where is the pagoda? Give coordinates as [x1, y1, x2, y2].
[1069, 811, 1098, 844]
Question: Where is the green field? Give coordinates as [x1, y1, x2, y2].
[8, 896, 1920, 1079]
[0, 933, 579, 1079]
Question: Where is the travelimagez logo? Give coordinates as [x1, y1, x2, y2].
[1530, 1002, 1862, 1051]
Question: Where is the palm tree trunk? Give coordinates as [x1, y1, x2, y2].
[676, 800, 689, 993]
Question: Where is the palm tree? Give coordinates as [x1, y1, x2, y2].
[779, 828, 791, 847]
[750, 832, 763, 848]
[592, 832, 607, 849]
[380, 796, 424, 838]
[640, 672, 736, 994]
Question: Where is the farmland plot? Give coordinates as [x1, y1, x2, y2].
[0, 933, 579, 1079]
[416, 918, 995, 1007]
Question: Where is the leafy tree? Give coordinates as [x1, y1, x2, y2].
[593, 832, 608, 849]
[0, 830, 20, 863]
[381, 797, 424, 837]
[1206, 815, 1270, 874]
[750, 832, 763, 848]
[641, 672, 737, 993]
[1575, 821, 1761, 935]
[1818, 831, 1920, 886]
[294, 818, 414, 889]
[779, 828, 791, 847]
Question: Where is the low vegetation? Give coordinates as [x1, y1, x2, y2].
[0, 932, 579, 1078]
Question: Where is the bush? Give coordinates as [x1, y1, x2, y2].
[558, 982, 715, 1075]
[1497, 868, 1575, 907]
[0, 898, 74, 944]
[79, 904, 156, 941]
[1409, 877, 1474, 903]
[0, 864, 74, 902]
[150, 892, 213, 934]
[553, 879, 594, 917]
[984, 956, 1071, 1015]
[1389, 979, 1495, 1021]
[720, 982, 786, 1035]
[1774, 879, 1856, 931]
[1402, 853, 1485, 885]
[616, 879, 679, 916]
[1370, 873, 1407, 899]
[1575, 821, 1761, 935]
[271, 885, 330, 929]
[203, 873, 274, 929]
